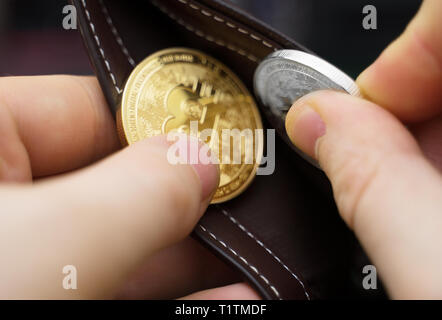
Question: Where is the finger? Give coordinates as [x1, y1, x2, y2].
[286, 90, 442, 299]
[357, 0, 442, 123]
[0, 135, 219, 299]
[115, 237, 241, 299]
[0, 76, 120, 178]
[0, 103, 32, 182]
[179, 283, 261, 300]
[411, 114, 442, 171]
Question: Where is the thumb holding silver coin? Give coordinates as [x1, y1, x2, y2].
[282, 0, 442, 299]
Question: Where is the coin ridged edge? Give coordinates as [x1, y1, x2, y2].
[255, 49, 361, 98]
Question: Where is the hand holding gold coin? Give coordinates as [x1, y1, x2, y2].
[117, 48, 263, 203]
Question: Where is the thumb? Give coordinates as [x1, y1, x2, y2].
[286, 90, 442, 298]
[0, 135, 219, 299]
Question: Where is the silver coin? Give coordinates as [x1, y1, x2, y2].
[254, 49, 361, 168]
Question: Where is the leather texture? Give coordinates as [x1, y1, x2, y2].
[72, 0, 380, 300]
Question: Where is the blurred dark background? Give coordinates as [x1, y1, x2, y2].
[0, 0, 422, 77]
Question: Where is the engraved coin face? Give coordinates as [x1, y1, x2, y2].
[254, 49, 360, 167]
[254, 49, 360, 120]
[118, 48, 263, 203]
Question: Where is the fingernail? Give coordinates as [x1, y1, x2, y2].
[191, 160, 219, 201]
[148, 135, 220, 201]
[187, 137, 220, 202]
[286, 104, 326, 159]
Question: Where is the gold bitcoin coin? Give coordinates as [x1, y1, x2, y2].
[117, 48, 263, 203]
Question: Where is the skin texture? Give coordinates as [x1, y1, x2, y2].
[0, 0, 440, 300]
[286, 0, 442, 299]
[0, 76, 244, 299]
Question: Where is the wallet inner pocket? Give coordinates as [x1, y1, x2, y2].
[102, 0, 283, 92]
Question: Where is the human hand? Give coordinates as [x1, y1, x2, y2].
[285, 0, 442, 299]
[0, 75, 262, 299]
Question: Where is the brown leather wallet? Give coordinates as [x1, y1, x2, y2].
[72, 0, 382, 300]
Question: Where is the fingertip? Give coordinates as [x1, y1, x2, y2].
[191, 160, 220, 202]
[356, 1, 442, 123]
[285, 101, 326, 160]
[143, 135, 220, 202]
[357, 36, 440, 122]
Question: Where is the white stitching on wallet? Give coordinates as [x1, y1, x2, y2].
[219, 207, 311, 300]
[98, 0, 136, 67]
[199, 224, 281, 299]
[175, 0, 276, 50]
[81, 0, 123, 94]
[151, 1, 260, 63]
[153, 0, 305, 300]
